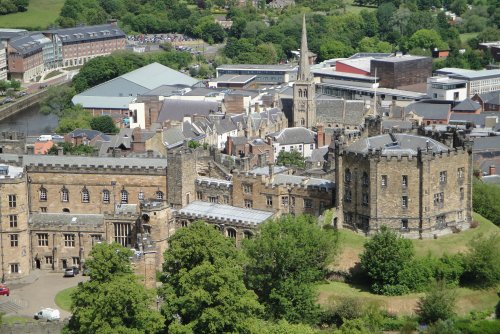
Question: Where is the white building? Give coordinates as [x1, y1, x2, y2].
[435, 68, 500, 97]
[427, 76, 468, 101]
[266, 127, 316, 161]
[0, 48, 7, 81]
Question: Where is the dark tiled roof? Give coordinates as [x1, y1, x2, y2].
[346, 133, 449, 155]
[382, 120, 414, 130]
[9, 34, 42, 56]
[473, 136, 500, 152]
[69, 129, 109, 141]
[404, 102, 450, 120]
[450, 112, 499, 127]
[307, 146, 329, 162]
[157, 100, 221, 122]
[452, 98, 480, 112]
[316, 97, 367, 126]
[47, 24, 125, 44]
[268, 127, 315, 145]
[485, 93, 500, 105]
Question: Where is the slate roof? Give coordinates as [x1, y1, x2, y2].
[214, 117, 237, 134]
[229, 136, 248, 146]
[108, 128, 134, 149]
[163, 127, 186, 148]
[20, 155, 167, 169]
[483, 175, 500, 185]
[485, 93, 500, 105]
[450, 112, 499, 127]
[478, 159, 500, 175]
[307, 146, 329, 162]
[9, 34, 42, 56]
[474, 90, 500, 103]
[436, 68, 500, 80]
[158, 100, 220, 122]
[248, 165, 289, 176]
[69, 129, 110, 141]
[473, 136, 500, 152]
[316, 97, 367, 126]
[47, 24, 125, 44]
[178, 201, 274, 226]
[30, 213, 104, 227]
[381, 120, 414, 131]
[404, 102, 450, 120]
[268, 127, 316, 145]
[271, 174, 334, 190]
[346, 133, 450, 156]
[452, 98, 480, 112]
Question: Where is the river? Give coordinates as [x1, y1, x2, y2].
[0, 104, 59, 136]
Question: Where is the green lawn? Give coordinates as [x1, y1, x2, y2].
[0, 0, 65, 29]
[460, 32, 479, 44]
[1, 315, 35, 324]
[55, 286, 77, 312]
[316, 281, 498, 316]
[335, 213, 499, 270]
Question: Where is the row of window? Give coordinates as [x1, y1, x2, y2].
[39, 187, 164, 204]
[35, 233, 102, 247]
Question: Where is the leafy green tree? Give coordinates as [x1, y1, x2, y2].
[360, 226, 415, 295]
[426, 319, 462, 334]
[461, 233, 500, 288]
[40, 86, 76, 117]
[397, 256, 437, 292]
[243, 215, 339, 324]
[473, 180, 500, 226]
[159, 221, 263, 333]
[90, 115, 119, 134]
[276, 150, 306, 169]
[65, 243, 163, 334]
[416, 281, 456, 324]
[9, 79, 21, 90]
[246, 319, 319, 334]
[408, 29, 448, 51]
[319, 40, 354, 60]
[55, 105, 92, 134]
[47, 142, 95, 156]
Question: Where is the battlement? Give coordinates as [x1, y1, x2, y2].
[196, 177, 233, 188]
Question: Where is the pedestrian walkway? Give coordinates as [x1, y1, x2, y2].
[0, 297, 28, 314]
[5, 269, 42, 287]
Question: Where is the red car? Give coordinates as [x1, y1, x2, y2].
[0, 284, 10, 296]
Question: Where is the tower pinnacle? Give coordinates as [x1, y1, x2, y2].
[298, 14, 311, 81]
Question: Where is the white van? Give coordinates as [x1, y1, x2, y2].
[34, 308, 60, 321]
[37, 135, 52, 142]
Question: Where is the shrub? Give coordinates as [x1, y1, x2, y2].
[328, 297, 363, 326]
[416, 281, 456, 324]
[426, 319, 462, 334]
[398, 257, 436, 292]
[434, 253, 464, 287]
[461, 233, 500, 288]
[455, 319, 500, 334]
[378, 284, 410, 296]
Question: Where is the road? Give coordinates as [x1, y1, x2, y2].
[1, 271, 88, 320]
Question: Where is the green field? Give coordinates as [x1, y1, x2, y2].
[0, 0, 65, 29]
[460, 32, 479, 44]
[55, 286, 77, 312]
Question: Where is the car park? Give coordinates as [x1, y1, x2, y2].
[34, 308, 60, 321]
[0, 284, 10, 296]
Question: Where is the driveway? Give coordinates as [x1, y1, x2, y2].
[1, 270, 88, 319]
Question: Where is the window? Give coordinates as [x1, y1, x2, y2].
[402, 196, 408, 209]
[244, 199, 253, 208]
[156, 191, 164, 200]
[299, 145, 302, 151]
[457, 211, 463, 220]
[45, 256, 53, 264]
[381, 175, 387, 187]
[8, 194, 16, 208]
[61, 188, 69, 202]
[434, 192, 444, 206]
[457, 167, 465, 179]
[439, 171, 447, 184]
[362, 193, 369, 206]
[81, 187, 89, 203]
[114, 223, 131, 246]
[91, 234, 102, 246]
[138, 191, 144, 200]
[226, 228, 237, 239]
[436, 215, 446, 228]
[40, 207, 47, 212]
[10, 234, 18, 247]
[402, 175, 408, 187]
[72, 257, 80, 266]
[344, 188, 352, 203]
[344, 169, 351, 183]
[9, 215, 17, 228]
[460, 187, 464, 200]
[266, 195, 273, 207]
[196, 191, 203, 200]
[64, 234, 75, 247]
[310, 144, 314, 149]
[243, 184, 252, 194]
[282, 196, 289, 207]
[304, 198, 313, 208]
[401, 219, 409, 230]
[39, 188, 47, 201]
[102, 190, 110, 204]
[223, 195, 229, 204]
[121, 190, 128, 204]
[362, 172, 369, 187]
[209, 196, 218, 203]
[10, 263, 19, 273]
[38, 233, 48, 246]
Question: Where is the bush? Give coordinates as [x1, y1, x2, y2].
[426, 319, 462, 334]
[473, 180, 500, 226]
[327, 297, 363, 326]
[434, 254, 464, 287]
[378, 284, 410, 296]
[455, 319, 500, 334]
[398, 257, 436, 292]
[461, 233, 500, 288]
[416, 281, 456, 324]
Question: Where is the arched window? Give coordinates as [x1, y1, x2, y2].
[156, 191, 164, 200]
[121, 190, 128, 204]
[304, 89, 307, 98]
[301, 118, 305, 126]
[81, 187, 90, 203]
[298, 89, 302, 98]
[102, 189, 110, 204]
[243, 230, 253, 239]
[362, 172, 369, 187]
[181, 221, 188, 228]
[61, 187, 69, 202]
[345, 168, 352, 183]
[39, 187, 47, 201]
[226, 228, 237, 239]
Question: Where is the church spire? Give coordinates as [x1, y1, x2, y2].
[298, 14, 311, 81]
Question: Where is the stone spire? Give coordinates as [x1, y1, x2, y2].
[298, 14, 311, 81]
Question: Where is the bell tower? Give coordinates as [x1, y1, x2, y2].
[293, 14, 316, 129]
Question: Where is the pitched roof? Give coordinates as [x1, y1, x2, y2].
[9, 34, 42, 56]
[121, 63, 200, 89]
[473, 136, 500, 152]
[30, 213, 105, 227]
[157, 99, 220, 122]
[404, 102, 450, 120]
[47, 24, 125, 44]
[267, 127, 316, 145]
[34, 141, 54, 155]
[307, 146, 329, 162]
[452, 98, 480, 112]
[19, 154, 167, 169]
[450, 112, 499, 127]
[69, 129, 109, 141]
[316, 97, 367, 126]
[271, 174, 334, 190]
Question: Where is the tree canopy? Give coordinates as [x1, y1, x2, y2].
[90, 115, 119, 134]
[276, 150, 306, 169]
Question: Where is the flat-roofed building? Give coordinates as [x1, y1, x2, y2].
[435, 68, 500, 97]
[216, 64, 298, 85]
[427, 76, 467, 101]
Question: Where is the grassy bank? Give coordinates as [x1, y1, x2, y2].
[54, 286, 77, 312]
[0, 0, 65, 29]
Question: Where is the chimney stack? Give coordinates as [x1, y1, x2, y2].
[57, 147, 64, 156]
[317, 124, 324, 147]
[489, 165, 497, 176]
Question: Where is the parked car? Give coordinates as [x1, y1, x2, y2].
[64, 268, 75, 277]
[0, 284, 10, 296]
[4, 97, 13, 103]
[34, 308, 60, 321]
[72, 266, 80, 275]
[17, 91, 28, 97]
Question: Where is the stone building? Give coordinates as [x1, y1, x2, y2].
[0, 165, 30, 280]
[335, 133, 473, 238]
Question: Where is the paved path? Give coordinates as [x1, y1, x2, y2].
[0, 271, 88, 320]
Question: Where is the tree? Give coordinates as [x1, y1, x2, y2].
[90, 115, 119, 134]
[65, 243, 164, 334]
[40, 86, 76, 117]
[54, 105, 92, 134]
[472, 180, 500, 226]
[243, 215, 339, 324]
[360, 226, 414, 295]
[276, 150, 306, 169]
[416, 281, 456, 324]
[159, 221, 263, 333]
[408, 29, 448, 51]
[319, 40, 354, 61]
[461, 233, 500, 288]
